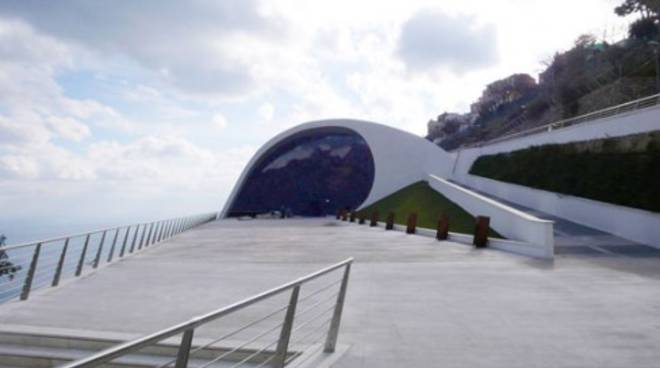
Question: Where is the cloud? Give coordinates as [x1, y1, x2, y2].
[212, 113, 229, 130]
[44, 116, 90, 141]
[397, 10, 498, 73]
[258, 103, 275, 121]
[0, 0, 283, 99]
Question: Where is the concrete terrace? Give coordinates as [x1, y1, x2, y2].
[1, 218, 660, 367]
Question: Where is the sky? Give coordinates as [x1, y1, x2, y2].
[0, 0, 631, 242]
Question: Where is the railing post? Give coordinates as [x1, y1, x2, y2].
[436, 214, 449, 240]
[406, 213, 417, 234]
[137, 224, 147, 251]
[52, 238, 69, 287]
[324, 263, 351, 353]
[76, 234, 91, 276]
[153, 222, 161, 244]
[162, 220, 169, 240]
[142, 223, 153, 250]
[130, 225, 140, 253]
[150, 223, 159, 245]
[174, 328, 195, 368]
[273, 285, 300, 368]
[93, 230, 107, 269]
[385, 212, 395, 230]
[119, 226, 131, 257]
[153, 222, 160, 244]
[370, 211, 379, 227]
[107, 228, 120, 263]
[20, 243, 42, 300]
[473, 216, 490, 248]
[166, 220, 174, 238]
[157, 221, 165, 242]
[172, 219, 178, 236]
[159, 220, 166, 241]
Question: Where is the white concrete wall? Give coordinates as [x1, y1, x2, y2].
[449, 105, 660, 248]
[460, 174, 660, 249]
[220, 119, 455, 217]
[452, 105, 660, 183]
[427, 175, 554, 258]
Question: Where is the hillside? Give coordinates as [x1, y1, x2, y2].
[428, 1, 660, 150]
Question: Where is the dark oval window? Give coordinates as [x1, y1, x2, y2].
[228, 127, 375, 217]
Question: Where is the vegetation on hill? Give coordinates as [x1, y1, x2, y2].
[357, 181, 501, 237]
[428, 0, 660, 150]
[469, 132, 660, 212]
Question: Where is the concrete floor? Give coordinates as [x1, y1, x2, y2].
[1, 218, 660, 367]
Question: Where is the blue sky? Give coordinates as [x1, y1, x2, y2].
[0, 0, 629, 242]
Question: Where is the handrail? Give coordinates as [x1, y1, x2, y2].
[60, 257, 354, 368]
[2, 212, 217, 252]
[0, 212, 218, 303]
[459, 93, 660, 149]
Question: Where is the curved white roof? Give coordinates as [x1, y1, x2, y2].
[221, 118, 455, 217]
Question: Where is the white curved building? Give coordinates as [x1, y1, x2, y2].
[221, 119, 455, 217]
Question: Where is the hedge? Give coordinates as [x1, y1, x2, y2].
[469, 132, 660, 212]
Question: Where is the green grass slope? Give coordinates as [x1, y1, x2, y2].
[357, 181, 499, 236]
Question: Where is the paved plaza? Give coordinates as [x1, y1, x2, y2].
[1, 218, 660, 367]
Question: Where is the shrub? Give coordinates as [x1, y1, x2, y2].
[469, 133, 660, 212]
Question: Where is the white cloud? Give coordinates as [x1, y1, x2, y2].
[212, 113, 229, 130]
[0, 0, 284, 99]
[45, 116, 90, 141]
[0, 155, 39, 179]
[397, 10, 499, 72]
[258, 103, 275, 121]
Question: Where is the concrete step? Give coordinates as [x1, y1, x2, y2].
[0, 325, 273, 368]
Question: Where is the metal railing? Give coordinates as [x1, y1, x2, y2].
[60, 258, 353, 368]
[0, 212, 217, 303]
[461, 93, 660, 149]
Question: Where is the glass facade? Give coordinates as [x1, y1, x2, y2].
[228, 128, 375, 217]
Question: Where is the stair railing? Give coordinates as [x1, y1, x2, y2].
[60, 258, 353, 368]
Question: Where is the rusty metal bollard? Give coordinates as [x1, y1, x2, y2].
[406, 213, 417, 234]
[349, 211, 357, 222]
[358, 215, 366, 225]
[473, 216, 490, 248]
[370, 211, 379, 227]
[436, 214, 449, 240]
[385, 212, 395, 230]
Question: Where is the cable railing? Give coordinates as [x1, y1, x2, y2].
[0, 212, 217, 304]
[461, 93, 660, 149]
[59, 258, 353, 368]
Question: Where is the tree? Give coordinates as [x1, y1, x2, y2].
[575, 34, 597, 48]
[629, 17, 660, 38]
[615, 0, 660, 19]
[0, 234, 21, 280]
